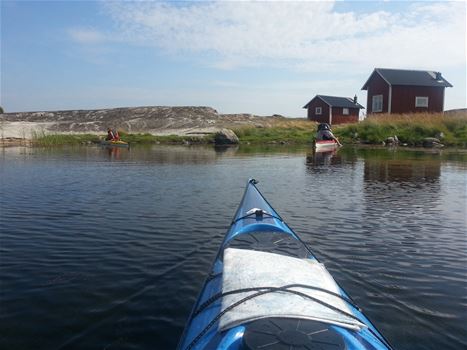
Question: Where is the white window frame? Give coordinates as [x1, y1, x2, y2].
[315, 107, 322, 115]
[372, 95, 383, 113]
[415, 96, 429, 108]
[343, 108, 349, 115]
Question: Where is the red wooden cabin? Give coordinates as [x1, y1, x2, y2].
[303, 95, 364, 125]
[362, 68, 452, 114]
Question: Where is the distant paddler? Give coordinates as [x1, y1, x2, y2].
[106, 128, 120, 141]
[102, 128, 128, 147]
[316, 123, 342, 146]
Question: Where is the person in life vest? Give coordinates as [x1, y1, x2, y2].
[316, 123, 342, 146]
[106, 128, 116, 141]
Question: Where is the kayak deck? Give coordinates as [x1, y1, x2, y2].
[178, 179, 392, 350]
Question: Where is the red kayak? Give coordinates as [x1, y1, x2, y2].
[314, 140, 339, 152]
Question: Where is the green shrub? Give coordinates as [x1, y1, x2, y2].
[336, 112, 467, 146]
[31, 131, 100, 146]
[117, 131, 213, 144]
[232, 126, 314, 144]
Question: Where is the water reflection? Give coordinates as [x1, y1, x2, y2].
[359, 148, 443, 221]
[306, 149, 339, 166]
[213, 145, 239, 157]
[305, 148, 360, 175]
[1, 145, 221, 165]
[105, 146, 123, 161]
[363, 153, 441, 183]
[1, 144, 466, 350]
[119, 145, 219, 164]
[3, 145, 465, 166]
[302, 146, 465, 350]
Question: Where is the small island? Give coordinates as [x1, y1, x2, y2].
[0, 105, 466, 148]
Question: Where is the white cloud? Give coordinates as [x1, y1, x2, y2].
[96, 1, 465, 72]
[68, 28, 107, 44]
[59, 1, 465, 115]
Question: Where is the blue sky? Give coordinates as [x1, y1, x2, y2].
[1, 1, 465, 116]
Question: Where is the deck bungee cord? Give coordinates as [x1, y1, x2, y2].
[177, 179, 395, 350]
[192, 283, 361, 318]
[185, 285, 392, 350]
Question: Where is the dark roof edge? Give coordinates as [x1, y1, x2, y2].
[303, 95, 331, 109]
[304, 95, 364, 108]
[363, 67, 453, 88]
[361, 69, 391, 90]
[318, 95, 365, 109]
[315, 95, 333, 107]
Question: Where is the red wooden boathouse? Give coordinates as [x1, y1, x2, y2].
[303, 95, 364, 125]
[362, 68, 452, 114]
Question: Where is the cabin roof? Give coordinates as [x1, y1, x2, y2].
[303, 95, 364, 109]
[362, 68, 453, 90]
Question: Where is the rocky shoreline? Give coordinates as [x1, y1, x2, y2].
[0, 106, 292, 140]
[2, 107, 465, 148]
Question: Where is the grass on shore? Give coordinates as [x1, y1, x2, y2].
[31, 132, 101, 146]
[29, 112, 467, 147]
[232, 119, 314, 144]
[117, 132, 214, 144]
[233, 126, 313, 144]
[31, 131, 215, 146]
[334, 112, 467, 146]
[233, 112, 467, 146]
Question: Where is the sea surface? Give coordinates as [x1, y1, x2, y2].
[1, 145, 466, 350]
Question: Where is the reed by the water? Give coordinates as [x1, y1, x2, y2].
[30, 131, 100, 146]
[335, 112, 467, 146]
[233, 112, 467, 146]
[28, 112, 467, 147]
[30, 131, 214, 146]
[233, 124, 313, 144]
[117, 132, 214, 144]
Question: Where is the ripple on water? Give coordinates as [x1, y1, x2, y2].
[1, 146, 466, 350]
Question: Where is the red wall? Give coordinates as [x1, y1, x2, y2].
[331, 107, 359, 124]
[391, 86, 445, 113]
[366, 72, 390, 113]
[306, 99, 330, 124]
[366, 71, 446, 114]
[307, 97, 360, 124]
[307, 98, 359, 125]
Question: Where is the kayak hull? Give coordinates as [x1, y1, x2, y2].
[314, 140, 338, 152]
[178, 179, 392, 350]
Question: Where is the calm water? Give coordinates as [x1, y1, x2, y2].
[1, 145, 466, 350]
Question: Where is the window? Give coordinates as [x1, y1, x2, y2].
[372, 95, 383, 112]
[343, 108, 349, 115]
[415, 96, 429, 107]
[315, 107, 322, 115]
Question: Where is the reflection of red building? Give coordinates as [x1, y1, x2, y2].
[364, 159, 440, 182]
[303, 95, 364, 125]
[362, 156, 442, 218]
[362, 68, 452, 114]
[107, 147, 121, 160]
[306, 150, 340, 167]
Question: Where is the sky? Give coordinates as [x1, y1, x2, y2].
[1, 0, 466, 117]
